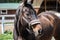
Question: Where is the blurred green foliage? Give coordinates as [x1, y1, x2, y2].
[0, 30, 13, 40]
[0, 0, 22, 3]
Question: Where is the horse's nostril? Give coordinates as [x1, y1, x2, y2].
[38, 30, 40, 33]
[38, 30, 42, 34]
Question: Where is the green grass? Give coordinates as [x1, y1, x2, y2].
[0, 31, 13, 40]
[0, 34, 13, 40]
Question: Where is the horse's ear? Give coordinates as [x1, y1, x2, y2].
[22, 0, 27, 3]
[22, 0, 34, 4]
[30, 0, 34, 4]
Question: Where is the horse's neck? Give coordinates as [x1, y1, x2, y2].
[55, 12, 60, 18]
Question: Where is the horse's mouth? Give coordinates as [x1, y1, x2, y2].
[33, 29, 44, 38]
[34, 31, 43, 37]
[35, 33, 44, 39]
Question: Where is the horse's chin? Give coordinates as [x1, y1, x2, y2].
[34, 32, 43, 39]
[34, 31, 39, 37]
[34, 34, 42, 40]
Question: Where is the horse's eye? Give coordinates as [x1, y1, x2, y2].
[23, 9, 28, 12]
[26, 13, 29, 16]
[25, 9, 28, 11]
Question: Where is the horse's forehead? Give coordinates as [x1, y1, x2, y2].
[23, 7, 29, 11]
[23, 7, 29, 9]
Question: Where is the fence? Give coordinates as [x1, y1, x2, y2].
[0, 15, 15, 34]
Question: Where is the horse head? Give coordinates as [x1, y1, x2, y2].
[15, 1, 42, 39]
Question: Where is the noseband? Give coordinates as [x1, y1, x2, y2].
[22, 16, 40, 26]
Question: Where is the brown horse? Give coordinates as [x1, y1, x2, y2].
[13, 0, 56, 40]
[13, 0, 55, 40]
[37, 11, 60, 40]
[13, 0, 43, 40]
